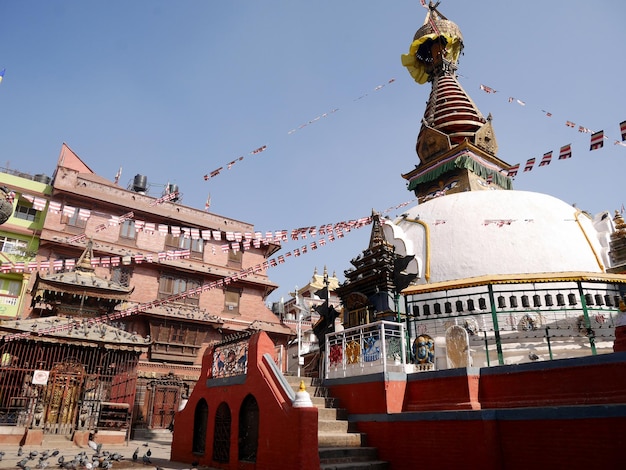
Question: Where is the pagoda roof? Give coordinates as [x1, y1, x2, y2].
[0, 315, 149, 351]
[31, 270, 134, 300]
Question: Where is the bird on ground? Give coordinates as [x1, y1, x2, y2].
[0, 450, 5, 461]
[142, 454, 152, 465]
[146, 448, 152, 457]
[17, 446, 23, 456]
[132, 448, 139, 461]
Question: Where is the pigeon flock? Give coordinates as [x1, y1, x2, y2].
[0, 441, 194, 470]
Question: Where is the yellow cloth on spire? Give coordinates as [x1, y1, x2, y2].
[401, 33, 463, 84]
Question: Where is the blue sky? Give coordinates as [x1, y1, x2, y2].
[1, 0, 625, 306]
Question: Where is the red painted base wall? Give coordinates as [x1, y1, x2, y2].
[170, 332, 319, 470]
[325, 353, 626, 469]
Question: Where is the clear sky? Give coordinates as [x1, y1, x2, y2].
[1, 0, 624, 306]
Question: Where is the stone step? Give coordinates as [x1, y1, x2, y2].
[318, 419, 352, 433]
[319, 446, 380, 462]
[318, 432, 366, 448]
[319, 447, 389, 470]
[320, 460, 389, 470]
[318, 407, 347, 420]
[41, 435, 75, 447]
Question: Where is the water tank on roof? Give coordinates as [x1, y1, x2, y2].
[133, 174, 148, 193]
[33, 174, 51, 184]
[167, 183, 179, 201]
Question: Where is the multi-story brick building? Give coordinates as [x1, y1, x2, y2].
[0, 143, 291, 443]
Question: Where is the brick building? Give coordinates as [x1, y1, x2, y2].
[0, 143, 291, 443]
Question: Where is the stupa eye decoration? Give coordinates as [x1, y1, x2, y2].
[401, 1, 464, 84]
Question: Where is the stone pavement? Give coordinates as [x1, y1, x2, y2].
[0, 437, 209, 470]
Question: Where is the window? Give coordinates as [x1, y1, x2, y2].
[65, 208, 87, 228]
[165, 233, 203, 258]
[224, 288, 241, 313]
[0, 280, 21, 297]
[111, 266, 133, 287]
[228, 249, 242, 267]
[0, 236, 28, 256]
[119, 220, 136, 240]
[14, 203, 37, 222]
[158, 274, 200, 305]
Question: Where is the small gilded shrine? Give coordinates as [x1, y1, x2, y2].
[30, 240, 133, 317]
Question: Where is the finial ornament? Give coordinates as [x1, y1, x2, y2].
[401, 1, 463, 84]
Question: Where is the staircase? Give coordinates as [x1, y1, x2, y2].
[285, 376, 388, 470]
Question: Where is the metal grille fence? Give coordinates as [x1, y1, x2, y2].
[0, 339, 139, 433]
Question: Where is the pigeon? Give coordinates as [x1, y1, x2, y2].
[142, 454, 152, 465]
[146, 449, 152, 457]
[0, 450, 4, 461]
[132, 448, 139, 461]
[17, 446, 23, 456]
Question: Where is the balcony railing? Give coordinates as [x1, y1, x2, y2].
[325, 321, 409, 379]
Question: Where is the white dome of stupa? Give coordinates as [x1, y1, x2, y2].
[382, 190, 612, 285]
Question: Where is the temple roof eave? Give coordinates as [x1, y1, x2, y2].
[402, 140, 513, 186]
[402, 271, 626, 296]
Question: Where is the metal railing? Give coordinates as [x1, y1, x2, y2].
[325, 321, 407, 379]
